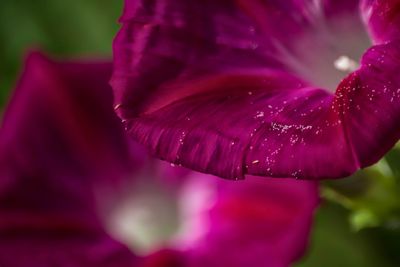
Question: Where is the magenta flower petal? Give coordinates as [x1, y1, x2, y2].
[131, 168, 319, 267]
[184, 176, 319, 267]
[336, 40, 400, 169]
[0, 233, 137, 267]
[0, 52, 138, 266]
[362, 0, 400, 44]
[140, 249, 184, 267]
[112, 0, 400, 180]
[1, 52, 133, 184]
[123, 74, 353, 180]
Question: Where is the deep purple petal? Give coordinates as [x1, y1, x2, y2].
[0, 232, 137, 267]
[1, 52, 133, 183]
[140, 249, 184, 267]
[336, 40, 400, 168]
[125, 73, 352, 180]
[114, 40, 400, 180]
[112, 0, 365, 113]
[0, 52, 139, 266]
[112, 0, 400, 180]
[362, 0, 400, 44]
[0, 52, 135, 213]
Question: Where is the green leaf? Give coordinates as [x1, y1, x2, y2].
[323, 154, 400, 231]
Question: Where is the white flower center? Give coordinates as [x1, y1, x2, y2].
[334, 55, 359, 72]
[101, 172, 215, 255]
[278, 13, 372, 92]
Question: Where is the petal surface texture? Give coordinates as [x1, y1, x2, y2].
[0, 52, 138, 266]
[112, 0, 400, 180]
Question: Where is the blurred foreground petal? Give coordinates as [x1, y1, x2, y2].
[0, 52, 138, 266]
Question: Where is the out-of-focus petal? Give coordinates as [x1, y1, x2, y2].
[112, 0, 399, 180]
[1, 52, 132, 184]
[0, 52, 139, 266]
[362, 0, 400, 44]
[172, 173, 319, 267]
[140, 249, 184, 267]
[0, 52, 122, 227]
[0, 231, 137, 267]
[184, 177, 319, 267]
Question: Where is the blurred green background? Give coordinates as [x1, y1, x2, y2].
[0, 0, 121, 106]
[0, 1, 399, 266]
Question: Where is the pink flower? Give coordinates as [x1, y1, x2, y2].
[111, 0, 400, 180]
